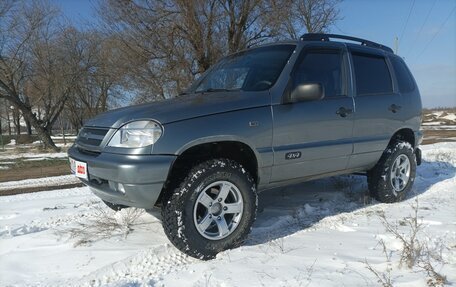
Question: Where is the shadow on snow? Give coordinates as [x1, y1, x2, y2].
[246, 158, 455, 246]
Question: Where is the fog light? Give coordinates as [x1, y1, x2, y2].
[108, 181, 126, 194]
[118, 183, 126, 194]
[108, 181, 116, 190]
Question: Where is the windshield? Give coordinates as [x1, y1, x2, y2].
[193, 45, 295, 93]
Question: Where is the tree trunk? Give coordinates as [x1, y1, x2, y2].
[0, 118, 3, 151]
[13, 110, 20, 136]
[23, 96, 33, 135]
[25, 117, 32, 135]
[60, 116, 66, 146]
[17, 104, 60, 151]
[6, 109, 11, 136]
[36, 126, 58, 151]
[2, 95, 61, 151]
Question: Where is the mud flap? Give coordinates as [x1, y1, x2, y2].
[415, 147, 422, 166]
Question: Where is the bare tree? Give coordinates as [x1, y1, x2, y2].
[0, 99, 13, 136]
[0, 1, 88, 150]
[98, 0, 181, 101]
[0, 1, 59, 149]
[0, 0, 13, 21]
[60, 29, 128, 131]
[222, 0, 282, 53]
[99, 0, 271, 99]
[2, 0, 342, 142]
[98, 0, 342, 102]
[273, 0, 342, 39]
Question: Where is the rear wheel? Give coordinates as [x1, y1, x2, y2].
[161, 158, 257, 260]
[367, 141, 416, 203]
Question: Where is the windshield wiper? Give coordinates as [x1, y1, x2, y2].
[194, 88, 239, 94]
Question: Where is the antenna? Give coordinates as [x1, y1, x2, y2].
[394, 36, 399, 54]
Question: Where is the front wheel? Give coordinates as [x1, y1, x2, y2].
[367, 141, 417, 203]
[161, 159, 257, 260]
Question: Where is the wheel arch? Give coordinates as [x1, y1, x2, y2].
[388, 128, 416, 148]
[157, 138, 260, 206]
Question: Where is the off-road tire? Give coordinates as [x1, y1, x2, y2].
[367, 141, 416, 203]
[161, 158, 257, 260]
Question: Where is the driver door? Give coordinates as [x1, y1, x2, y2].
[271, 46, 355, 183]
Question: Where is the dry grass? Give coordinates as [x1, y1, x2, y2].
[422, 130, 456, 145]
[364, 239, 393, 287]
[421, 107, 456, 144]
[65, 206, 144, 246]
[420, 261, 447, 287]
[422, 107, 456, 114]
[365, 198, 448, 286]
[379, 198, 423, 268]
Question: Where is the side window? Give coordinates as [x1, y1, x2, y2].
[352, 53, 393, 95]
[294, 50, 342, 97]
[390, 57, 415, 93]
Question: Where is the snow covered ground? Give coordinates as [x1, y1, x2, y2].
[0, 151, 68, 161]
[0, 175, 80, 191]
[423, 111, 456, 124]
[0, 142, 455, 287]
[421, 110, 456, 131]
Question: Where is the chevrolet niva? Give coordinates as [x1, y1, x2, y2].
[69, 34, 422, 259]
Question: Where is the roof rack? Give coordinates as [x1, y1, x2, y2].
[300, 33, 394, 53]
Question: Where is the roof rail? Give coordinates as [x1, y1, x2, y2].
[300, 33, 394, 53]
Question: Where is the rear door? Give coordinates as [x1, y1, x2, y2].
[347, 47, 403, 169]
[271, 44, 355, 183]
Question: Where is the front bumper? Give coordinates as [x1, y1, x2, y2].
[68, 145, 176, 208]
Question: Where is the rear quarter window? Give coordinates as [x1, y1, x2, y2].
[352, 52, 393, 95]
[390, 56, 415, 93]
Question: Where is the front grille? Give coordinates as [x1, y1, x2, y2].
[77, 127, 109, 147]
[77, 147, 101, 156]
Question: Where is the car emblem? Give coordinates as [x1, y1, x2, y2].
[285, 151, 301, 160]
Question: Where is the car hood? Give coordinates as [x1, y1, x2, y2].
[84, 91, 270, 128]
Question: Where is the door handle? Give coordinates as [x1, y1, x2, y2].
[388, 104, 402, 113]
[336, 107, 353, 117]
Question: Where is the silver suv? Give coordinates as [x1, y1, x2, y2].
[68, 33, 423, 259]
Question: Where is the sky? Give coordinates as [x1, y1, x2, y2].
[52, 0, 456, 108]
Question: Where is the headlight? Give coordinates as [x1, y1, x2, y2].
[107, 120, 163, 148]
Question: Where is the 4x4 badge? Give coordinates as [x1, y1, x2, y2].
[285, 151, 301, 160]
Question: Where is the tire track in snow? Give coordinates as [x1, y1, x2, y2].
[72, 244, 196, 286]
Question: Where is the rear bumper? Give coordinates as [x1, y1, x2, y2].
[68, 145, 176, 208]
[414, 130, 423, 146]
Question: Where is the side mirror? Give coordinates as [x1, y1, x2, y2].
[290, 83, 325, 102]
